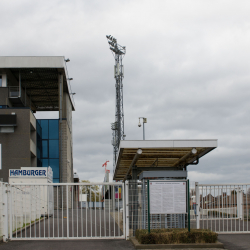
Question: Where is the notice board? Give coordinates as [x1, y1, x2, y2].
[149, 181, 186, 214]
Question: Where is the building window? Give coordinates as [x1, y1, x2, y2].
[37, 119, 59, 183]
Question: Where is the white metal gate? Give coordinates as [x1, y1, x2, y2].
[194, 182, 250, 233]
[2, 182, 125, 241]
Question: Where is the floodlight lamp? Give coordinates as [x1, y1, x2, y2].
[71, 93, 76, 95]
[65, 58, 70, 62]
[192, 148, 197, 154]
[67, 78, 73, 81]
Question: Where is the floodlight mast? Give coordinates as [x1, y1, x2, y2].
[106, 35, 126, 172]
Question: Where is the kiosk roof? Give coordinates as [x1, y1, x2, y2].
[114, 140, 217, 181]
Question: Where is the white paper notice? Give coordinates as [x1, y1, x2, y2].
[149, 181, 186, 214]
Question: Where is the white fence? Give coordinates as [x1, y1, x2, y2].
[2, 180, 250, 241]
[0, 182, 52, 241]
[0, 182, 125, 241]
[194, 182, 250, 233]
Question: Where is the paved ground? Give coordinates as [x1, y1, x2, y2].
[218, 234, 250, 250]
[0, 239, 134, 250]
[12, 208, 122, 238]
[1, 235, 250, 250]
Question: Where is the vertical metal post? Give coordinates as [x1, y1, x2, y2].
[2, 184, 8, 242]
[187, 179, 190, 232]
[143, 122, 145, 140]
[195, 182, 200, 229]
[59, 74, 63, 183]
[66, 185, 69, 238]
[9, 185, 12, 241]
[19, 70, 21, 97]
[125, 181, 129, 240]
[147, 180, 150, 233]
[122, 183, 125, 238]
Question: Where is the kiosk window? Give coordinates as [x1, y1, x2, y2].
[0, 76, 2, 87]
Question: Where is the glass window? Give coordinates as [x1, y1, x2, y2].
[49, 140, 59, 158]
[0, 76, 2, 87]
[49, 120, 59, 139]
[42, 159, 48, 167]
[42, 140, 48, 158]
[40, 120, 48, 139]
[37, 119, 60, 183]
[49, 159, 59, 179]
[53, 178, 60, 183]
[37, 159, 42, 167]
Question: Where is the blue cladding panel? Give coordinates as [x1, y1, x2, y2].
[49, 120, 59, 139]
[40, 120, 48, 139]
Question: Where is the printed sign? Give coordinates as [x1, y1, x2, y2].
[9, 167, 53, 180]
[115, 187, 122, 199]
[150, 181, 186, 214]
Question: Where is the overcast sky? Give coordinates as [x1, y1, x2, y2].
[1, 0, 250, 185]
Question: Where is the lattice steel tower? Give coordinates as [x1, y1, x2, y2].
[106, 35, 126, 171]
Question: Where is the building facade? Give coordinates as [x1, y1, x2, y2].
[0, 56, 75, 183]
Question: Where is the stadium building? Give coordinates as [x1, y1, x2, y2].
[0, 56, 75, 183]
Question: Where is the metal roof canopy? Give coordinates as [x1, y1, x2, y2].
[0, 56, 75, 111]
[114, 140, 218, 181]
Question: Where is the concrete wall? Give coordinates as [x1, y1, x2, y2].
[0, 87, 12, 107]
[0, 109, 36, 182]
[60, 91, 73, 184]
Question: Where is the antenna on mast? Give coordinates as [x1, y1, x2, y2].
[106, 35, 126, 173]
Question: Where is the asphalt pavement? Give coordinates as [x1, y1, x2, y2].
[1, 235, 250, 250]
[218, 234, 250, 250]
[0, 239, 135, 250]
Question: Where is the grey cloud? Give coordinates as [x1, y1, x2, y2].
[4, 0, 250, 183]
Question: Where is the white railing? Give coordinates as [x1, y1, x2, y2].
[4, 182, 124, 241]
[195, 182, 250, 233]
